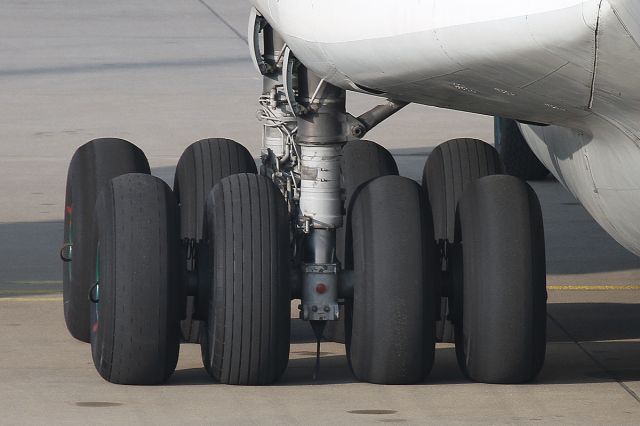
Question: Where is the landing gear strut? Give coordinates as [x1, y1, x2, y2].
[250, 15, 434, 384]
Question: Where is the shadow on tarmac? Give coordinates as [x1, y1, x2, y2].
[549, 303, 640, 342]
[166, 341, 640, 387]
[289, 302, 640, 346]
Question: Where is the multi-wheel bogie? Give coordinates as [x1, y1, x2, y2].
[61, 16, 547, 386]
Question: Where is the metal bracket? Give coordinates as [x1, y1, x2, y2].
[183, 238, 198, 272]
[346, 98, 410, 139]
[301, 263, 340, 321]
[248, 7, 271, 75]
[180, 238, 202, 297]
[345, 114, 367, 139]
[88, 281, 99, 303]
[60, 243, 72, 262]
[282, 47, 304, 116]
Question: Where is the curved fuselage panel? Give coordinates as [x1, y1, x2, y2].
[252, 0, 640, 256]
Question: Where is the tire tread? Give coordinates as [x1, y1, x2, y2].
[63, 138, 149, 343]
[348, 175, 436, 384]
[92, 173, 180, 385]
[174, 138, 257, 343]
[423, 138, 502, 343]
[203, 173, 289, 385]
[454, 175, 546, 383]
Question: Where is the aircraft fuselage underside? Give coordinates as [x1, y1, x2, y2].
[253, 0, 640, 256]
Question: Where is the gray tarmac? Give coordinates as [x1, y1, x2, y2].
[1, 1, 640, 424]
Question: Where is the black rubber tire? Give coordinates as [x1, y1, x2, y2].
[423, 138, 502, 343]
[495, 117, 549, 180]
[341, 140, 398, 212]
[347, 175, 436, 384]
[63, 138, 149, 343]
[328, 140, 398, 344]
[201, 173, 290, 385]
[174, 138, 257, 343]
[337, 139, 398, 267]
[453, 175, 546, 384]
[90, 173, 180, 385]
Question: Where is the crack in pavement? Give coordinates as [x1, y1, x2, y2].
[547, 312, 640, 404]
[197, 0, 248, 45]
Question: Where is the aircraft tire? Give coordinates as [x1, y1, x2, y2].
[201, 173, 290, 385]
[453, 175, 546, 384]
[423, 138, 502, 343]
[494, 117, 549, 180]
[91, 173, 181, 385]
[341, 140, 398, 211]
[329, 140, 398, 344]
[346, 175, 436, 384]
[174, 138, 257, 344]
[63, 138, 150, 343]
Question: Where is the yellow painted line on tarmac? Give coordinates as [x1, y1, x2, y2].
[0, 286, 63, 302]
[10, 280, 62, 285]
[0, 289, 61, 294]
[0, 296, 62, 302]
[547, 285, 640, 291]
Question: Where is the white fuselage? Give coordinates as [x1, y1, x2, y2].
[252, 0, 640, 256]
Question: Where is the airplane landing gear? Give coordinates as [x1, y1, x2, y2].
[61, 12, 546, 386]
